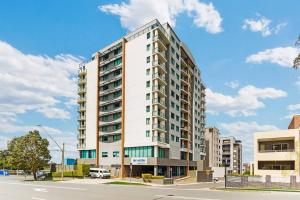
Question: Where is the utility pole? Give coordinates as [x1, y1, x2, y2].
[61, 143, 65, 181]
[37, 124, 65, 181]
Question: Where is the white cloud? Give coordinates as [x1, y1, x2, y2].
[287, 103, 300, 111]
[220, 121, 279, 162]
[37, 107, 71, 120]
[0, 40, 81, 120]
[99, 0, 222, 34]
[242, 14, 287, 37]
[206, 85, 287, 116]
[225, 80, 239, 89]
[246, 47, 299, 67]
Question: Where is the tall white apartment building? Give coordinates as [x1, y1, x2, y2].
[220, 136, 242, 174]
[205, 127, 221, 168]
[77, 19, 206, 177]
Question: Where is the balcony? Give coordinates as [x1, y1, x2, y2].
[259, 149, 295, 153]
[152, 60, 167, 73]
[152, 35, 167, 51]
[152, 98, 166, 108]
[152, 111, 166, 120]
[78, 125, 86, 130]
[78, 106, 86, 112]
[152, 136, 169, 144]
[152, 124, 166, 132]
[152, 85, 166, 97]
[181, 57, 188, 67]
[78, 88, 86, 94]
[152, 48, 167, 63]
[152, 73, 166, 85]
[77, 97, 86, 103]
[77, 115, 86, 121]
[78, 79, 86, 85]
[77, 134, 85, 139]
[77, 143, 86, 149]
[78, 68, 86, 76]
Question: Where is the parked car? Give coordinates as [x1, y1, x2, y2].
[89, 168, 111, 179]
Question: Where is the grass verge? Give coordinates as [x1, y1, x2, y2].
[105, 181, 146, 186]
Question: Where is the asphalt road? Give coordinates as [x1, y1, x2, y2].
[1, 176, 300, 200]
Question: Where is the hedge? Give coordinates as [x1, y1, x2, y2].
[142, 174, 165, 179]
[52, 164, 90, 178]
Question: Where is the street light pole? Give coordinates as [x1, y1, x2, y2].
[37, 124, 65, 181]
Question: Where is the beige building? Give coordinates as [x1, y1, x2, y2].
[205, 127, 221, 168]
[254, 129, 300, 177]
[220, 136, 242, 174]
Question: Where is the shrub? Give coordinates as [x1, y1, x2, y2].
[142, 173, 152, 179]
[52, 171, 76, 177]
[151, 176, 164, 179]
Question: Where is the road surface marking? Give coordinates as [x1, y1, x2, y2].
[34, 188, 48, 192]
[154, 195, 220, 200]
[0, 181, 86, 191]
[32, 197, 46, 200]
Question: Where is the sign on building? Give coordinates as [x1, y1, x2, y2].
[131, 157, 147, 165]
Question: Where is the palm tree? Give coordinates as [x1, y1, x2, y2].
[293, 35, 300, 69]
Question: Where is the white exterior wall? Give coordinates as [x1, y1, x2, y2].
[168, 31, 181, 160]
[124, 33, 153, 148]
[100, 140, 121, 166]
[85, 59, 98, 150]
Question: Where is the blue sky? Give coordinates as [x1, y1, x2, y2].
[0, 0, 299, 162]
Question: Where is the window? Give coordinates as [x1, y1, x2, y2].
[114, 58, 122, 66]
[176, 94, 179, 101]
[102, 152, 108, 158]
[147, 32, 151, 39]
[176, 126, 179, 132]
[146, 44, 151, 51]
[146, 56, 150, 63]
[176, 84, 180, 91]
[176, 137, 179, 142]
[146, 81, 150, 88]
[113, 112, 121, 119]
[176, 105, 179, 111]
[146, 68, 150, 75]
[146, 118, 150, 125]
[176, 63, 179, 70]
[113, 151, 119, 157]
[146, 106, 150, 112]
[176, 74, 180, 80]
[113, 124, 121, 130]
[171, 135, 175, 141]
[171, 36, 175, 43]
[171, 58, 175, 64]
[146, 93, 150, 100]
[171, 90, 175, 97]
[114, 102, 121, 108]
[171, 112, 175, 119]
[171, 47, 175, 54]
[171, 123, 175, 130]
[146, 130, 150, 137]
[176, 115, 179, 122]
[171, 79, 175, 86]
[171, 69, 175, 75]
[113, 134, 121, 141]
[176, 53, 179, 60]
[125, 146, 154, 157]
[176, 42, 180, 49]
[171, 101, 175, 108]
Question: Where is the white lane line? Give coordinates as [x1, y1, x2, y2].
[32, 197, 46, 200]
[154, 195, 220, 200]
[34, 188, 48, 192]
[148, 187, 212, 191]
[0, 181, 86, 191]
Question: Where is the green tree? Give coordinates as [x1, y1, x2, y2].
[8, 130, 51, 180]
[293, 34, 300, 69]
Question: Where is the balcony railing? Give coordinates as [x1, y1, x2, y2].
[152, 85, 166, 95]
[152, 73, 166, 83]
[152, 124, 166, 131]
[259, 149, 295, 153]
[152, 98, 166, 107]
[152, 136, 169, 144]
[152, 111, 166, 119]
[152, 60, 167, 72]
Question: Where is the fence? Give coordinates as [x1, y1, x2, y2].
[227, 175, 300, 189]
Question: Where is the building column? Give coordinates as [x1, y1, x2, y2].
[166, 166, 171, 178]
[154, 166, 158, 176]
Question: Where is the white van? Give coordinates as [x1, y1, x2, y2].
[89, 168, 111, 179]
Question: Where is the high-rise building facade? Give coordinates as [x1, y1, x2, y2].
[204, 127, 221, 168]
[220, 136, 242, 174]
[77, 19, 206, 177]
